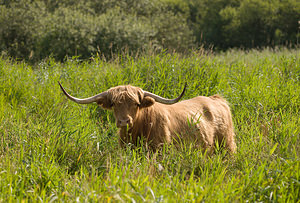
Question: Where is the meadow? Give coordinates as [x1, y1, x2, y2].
[0, 49, 299, 202]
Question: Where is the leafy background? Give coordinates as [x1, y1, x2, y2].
[0, 0, 299, 61]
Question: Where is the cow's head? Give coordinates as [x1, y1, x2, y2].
[58, 82, 186, 129]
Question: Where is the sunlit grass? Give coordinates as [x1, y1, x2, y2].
[0, 49, 299, 201]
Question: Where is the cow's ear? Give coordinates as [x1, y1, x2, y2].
[97, 97, 112, 110]
[140, 96, 155, 108]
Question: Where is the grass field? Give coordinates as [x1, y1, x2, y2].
[0, 49, 299, 202]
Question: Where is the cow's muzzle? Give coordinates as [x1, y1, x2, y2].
[116, 117, 133, 128]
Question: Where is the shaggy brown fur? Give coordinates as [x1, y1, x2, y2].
[98, 85, 237, 153]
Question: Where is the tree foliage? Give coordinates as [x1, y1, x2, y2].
[0, 0, 299, 61]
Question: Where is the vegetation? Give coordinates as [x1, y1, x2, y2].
[0, 0, 299, 61]
[0, 49, 299, 201]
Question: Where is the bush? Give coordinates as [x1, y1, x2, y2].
[189, 0, 300, 49]
[0, 2, 43, 59]
[35, 6, 98, 60]
[0, 0, 194, 61]
[0, 0, 298, 61]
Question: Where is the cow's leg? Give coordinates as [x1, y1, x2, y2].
[225, 132, 237, 153]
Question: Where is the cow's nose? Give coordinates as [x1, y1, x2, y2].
[117, 118, 131, 127]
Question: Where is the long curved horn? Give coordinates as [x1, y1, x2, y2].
[58, 81, 107, 104]
[143, 83, 187, 104]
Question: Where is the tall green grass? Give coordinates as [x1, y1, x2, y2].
[0, 49, 299, 202]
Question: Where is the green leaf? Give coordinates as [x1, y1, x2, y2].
[269, 143, 278, 156]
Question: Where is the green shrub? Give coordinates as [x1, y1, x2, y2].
[0, 0, 298, 61]
[0, 2, 43, 59]
[189, 0, 300, 49]
[35, 6, 97, 60]
[0, 0, 194, 61]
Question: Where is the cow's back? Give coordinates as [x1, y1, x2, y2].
[135, 95, 236, 152]
[165, 95, 236, 152]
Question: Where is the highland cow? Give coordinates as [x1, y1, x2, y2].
[59, 82, 236, 153]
